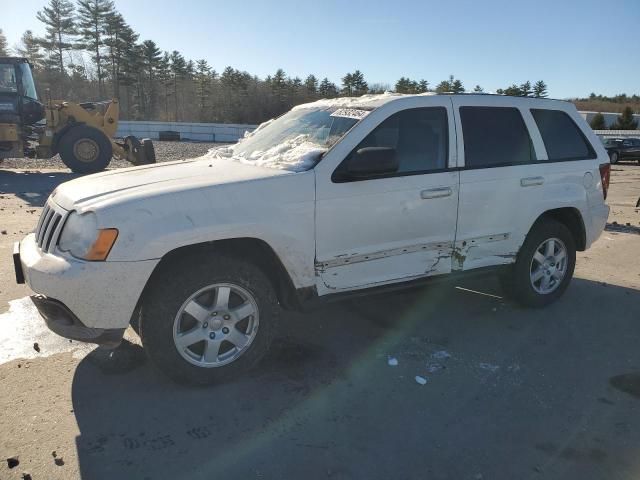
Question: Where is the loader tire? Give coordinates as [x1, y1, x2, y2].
[59, 125, 113, 174]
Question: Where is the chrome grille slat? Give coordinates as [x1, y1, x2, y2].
[35, 200, 69, 254]
[37, 208, 54, 246]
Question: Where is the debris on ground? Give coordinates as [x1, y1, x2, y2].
[415, 375, 428, 385]
[22, 473, 33, 480]
[7, 456, 19, 468]
[426, 363, 446, 373]
[387, 356, 398, 366]
[33, 342, 40, 353]
[431, 350, 451, 360]
[479, 363, 500, 372]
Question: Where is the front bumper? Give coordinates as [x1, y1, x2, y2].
[15, 233, 159, 330]
[31, 295, 125, 347]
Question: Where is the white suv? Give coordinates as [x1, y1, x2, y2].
[14, 93, 610, 384]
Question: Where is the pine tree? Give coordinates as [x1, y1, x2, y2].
[417, 79, 429, 93]
[341, 72, 354, 96]
[0, 29, 8, 56]
[319, 77, 337, 97]
[520, 81, 532, 97]
[351, 70, 368, 95]
[611, 106, 638, 130]
[451, 78, 465, 93]
[36, 0, 76, 75]
[195, 59, 211, 121]
[589, 112, 606, 130]
[16, 31, 45, 69]
[141, 40, 162, 117]
[169, 50, 186, 121]
[304, 74, 318, 95]
[473, 85, 484, 93]
[76, 0, 116, 98]
[104, 12, 135, 99]
[503, 84, 522, 96]
[533, 80, 547, 98]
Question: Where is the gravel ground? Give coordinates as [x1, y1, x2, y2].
[0, 140, 220, 170]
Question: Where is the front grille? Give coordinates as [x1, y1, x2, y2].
[35, 200, 68, 253]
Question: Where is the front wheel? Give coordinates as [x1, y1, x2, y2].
[501, 219, 576, 308]
[139, 255, 278, 385]
[58, 125, 113, 173]
[609, 151, 619, 164]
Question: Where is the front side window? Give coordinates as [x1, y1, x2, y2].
[531, 109, 595, 161]
[335, 107, 448, 179]
[460, 106, 534, 168]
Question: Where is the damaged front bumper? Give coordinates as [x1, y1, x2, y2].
[30, 295, 125, 347]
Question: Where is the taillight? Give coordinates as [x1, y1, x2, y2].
[599, 163, 611, 200]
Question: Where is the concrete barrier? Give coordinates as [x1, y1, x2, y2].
[116, 121, 257, 142]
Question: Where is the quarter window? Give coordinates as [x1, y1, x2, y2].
[335, 107, 449, 180]
[460, 107, 534, 168]
[531, 109, 595, 160]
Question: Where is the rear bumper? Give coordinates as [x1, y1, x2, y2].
[586, 203, 610, 248]
[31, 295, 125, 347]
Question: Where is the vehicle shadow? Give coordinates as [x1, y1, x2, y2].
[71, 276, 640, 480]
[0, 170, 79, 206]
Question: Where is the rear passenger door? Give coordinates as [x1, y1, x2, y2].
[451, 96, 546, 270]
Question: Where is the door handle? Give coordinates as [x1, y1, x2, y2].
[421, 187, 452, 199]
[520, 176, 544, 187]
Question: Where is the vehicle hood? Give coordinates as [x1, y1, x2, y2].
[51, 156, 293, 211]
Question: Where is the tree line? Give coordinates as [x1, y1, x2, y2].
[0, 5, 632, 127]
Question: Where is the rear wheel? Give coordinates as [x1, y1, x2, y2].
[59, 125, 112, 173]
[609, 151, 619, 164]
[139, 255, 278, 385]
[501, 219, 576, 308]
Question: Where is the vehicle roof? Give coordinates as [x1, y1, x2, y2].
[293, 91, 573, 111]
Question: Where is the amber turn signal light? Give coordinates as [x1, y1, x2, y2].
[85, 229, 119, 261]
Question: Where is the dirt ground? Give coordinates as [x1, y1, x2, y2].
[0, 153, 638, 480]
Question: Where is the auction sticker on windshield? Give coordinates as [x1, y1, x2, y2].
[330, 108, 370, 120]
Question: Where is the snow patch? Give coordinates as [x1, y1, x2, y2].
[415, 375, 428, 385]
[0, 297, 95, 365]
[236, 135, 326, 172]
[387, 356, 398, 366]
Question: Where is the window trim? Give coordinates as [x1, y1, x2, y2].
[331, 106, 450, 183]
[458, 106, 537, 169]
[530, 108, 597, 162]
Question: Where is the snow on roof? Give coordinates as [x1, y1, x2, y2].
[292, 91, 437, 111]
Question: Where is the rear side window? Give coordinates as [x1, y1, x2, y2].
[531, 109, 595, 160]
[460, 107, 534, 168]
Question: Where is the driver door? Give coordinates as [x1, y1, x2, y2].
[314, 100, 459, 293]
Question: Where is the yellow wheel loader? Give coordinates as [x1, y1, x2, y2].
[0, 57, 155, 173]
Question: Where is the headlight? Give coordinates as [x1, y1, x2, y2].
[58, 212, 118, 261]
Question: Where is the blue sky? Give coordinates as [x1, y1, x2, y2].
[3, 0, 639, 98]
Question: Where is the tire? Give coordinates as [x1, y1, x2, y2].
[139, 255, 279, 385]
[502, 218, 576, 308]
[609, 151, 618, 164]
[58, 125, 113, 173]
[142, 138, 156, 164]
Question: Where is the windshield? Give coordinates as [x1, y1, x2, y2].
[19, 63, 38, 99]
[0, 64, 17, 93]
[233, 107, 365, 169]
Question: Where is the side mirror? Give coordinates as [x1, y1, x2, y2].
[345, 147, 398, 178]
